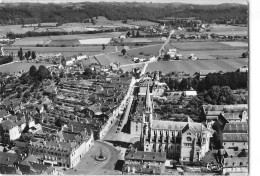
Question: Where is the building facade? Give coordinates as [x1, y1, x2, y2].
[140, 84, 213, 162]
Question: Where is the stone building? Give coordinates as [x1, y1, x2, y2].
[140, 84, 213, 163]
[123, 149, 166, 175]
[28, 127, 94, 168]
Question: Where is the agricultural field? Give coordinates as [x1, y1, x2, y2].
[180, 49, 247, 60]
[146, 58, 248, 75]
[123, 37, 164, 44]
[169, 41, 248, 51]
[0, 25, 34, 35]
[126, 20, 159, 26]
[5, 46, 118, 57]
[219, 42, 248, 47]
[79, 38, 111, 45]
[96, 44, 164, 66]
[0, 62, 52, 73]
[12, 36, 51, 46]
[167, 41, 248, 59]
[11, 32, 122, 46]
[46, 39, 81, 47]
[207, 24, 247, 36]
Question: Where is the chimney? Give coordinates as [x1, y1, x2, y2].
[7, 157, 10, 161]
[84, 128, 87, 134]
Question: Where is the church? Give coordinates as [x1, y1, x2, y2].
[140, 83, 214, 163]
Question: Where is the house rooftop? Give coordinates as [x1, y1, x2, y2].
[223, 133, 248, 142]
[1, 119, 17, 130]
[223, 122, 248, 133]
[0, 152, 19, 166]
[125, 150, 166, 162]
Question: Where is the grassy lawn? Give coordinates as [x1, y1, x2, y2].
[0, 62, 52, 73]
[146, 58, 248, 75]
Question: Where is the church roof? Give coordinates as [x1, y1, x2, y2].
[180, 116, 194, 123]
[151, 120, 206, 133]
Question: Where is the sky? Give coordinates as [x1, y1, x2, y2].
[0, 0, 248, 5]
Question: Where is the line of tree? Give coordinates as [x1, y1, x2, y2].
[0, 2, 247, 25]
[197, 71, 248, 91]
[6, 28, 114, 39]
[0, 55, 13, 65]
[18, 47, 36, 61]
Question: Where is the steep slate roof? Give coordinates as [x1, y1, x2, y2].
[0, 152, 18, 166]
[1, 120, 17, 130]
[125, 150, 166, 162]
[0, 165, 16, 174]
[20, 155, 38, 166]
[151, 120, 206, 132]
[223, 133, 248, 142]
[223, 122, 248, 133]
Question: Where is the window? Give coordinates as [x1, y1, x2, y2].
[224, 143, 226, 145]
[187, 137, 192, 141]
[187, 132, 191, 135]
[232, 143, 234, 146]
[184, 143, 192, 147]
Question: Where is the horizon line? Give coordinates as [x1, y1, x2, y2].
[0, 0, 248, 5]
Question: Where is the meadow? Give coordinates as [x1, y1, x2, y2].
[169, 41, 247, 51]
[96, 44, 165, 66]
[5, 46, 118, 57]
[145, 58, 248, 75]
[207, 24, 247, 36]
[0, 62, 52, 73]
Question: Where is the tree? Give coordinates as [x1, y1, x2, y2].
[37, 65, 51, 81]
[29, 65, 37, 77]
[24, 52, 29, 61]
[131, 30, 135, 37]
[206, 86, 221, 104]
[55, 118, 62, 127]
[121, 49, 126, 56]
[102, 44, 105, 50]
[18, 47, 23, 60]
[164, 54, 170, 61]
[218, 86, 237, 104]
[83, 67, 93, 77]
[136, 30, 140, 37]
[179, 78, 188, 90]
[27, 51, 31, 59]
[126, 31, 131, 38]
[31, 51, 36, 60]
[61, 57, 66, 67]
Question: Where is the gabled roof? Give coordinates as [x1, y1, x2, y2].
[1, 120, 17, 130]
[181, 116, 194, 123]
[151, 120, 206, 133]
[0, 152, 18, 166]
[20, 155, 38, 166]
[223, 122, 248, 133]
[223, 133, 248, 142]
